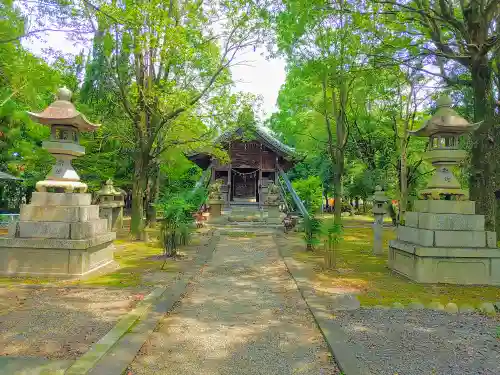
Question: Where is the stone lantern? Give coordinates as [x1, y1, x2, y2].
[372, 186, 388, 255]
[388, 95, 500, 286]
[0, 88, 115, 277]
[409, 95, 480, 200]
[96, 179, 125, 231]
[207, 179, 224, 219]
[27, 87, 99, 193]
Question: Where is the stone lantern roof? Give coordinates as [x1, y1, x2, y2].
[27, 87, 100, 131]
[409, 95, 480, 137]
[372, 186, 388, 203]
[96, 179, 123, 197]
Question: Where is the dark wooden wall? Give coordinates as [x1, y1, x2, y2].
[228, 141, 277, 171]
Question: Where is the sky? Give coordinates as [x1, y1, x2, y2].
[24, 31, 287, 119]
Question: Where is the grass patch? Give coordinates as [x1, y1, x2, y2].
[0, 275, 56, 286]
[289, 227, 500, 306]
[223, 232, 257, 238]
[0, 239, 193, 288]
[318, 213, 393, 224]
[70, 239, 185, 288]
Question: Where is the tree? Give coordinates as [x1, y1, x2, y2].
[372, 0, 500, 230]
[0, 3, 68, 202]
[76, 0, 263, 237]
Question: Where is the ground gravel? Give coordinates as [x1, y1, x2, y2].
[130, 235, 339, 375]
[0, 287, 144, 359]
[335, 308, 500, 375]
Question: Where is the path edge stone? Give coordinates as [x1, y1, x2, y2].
[65, 230, 220, 375]
[273, 234, 371, 375]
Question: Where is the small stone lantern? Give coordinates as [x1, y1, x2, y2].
[207, 179, 224, 219]
[372, 186, 388, 255]
[95, 179, 125, 231]
[27, 87, 100, 193]
[409, 95, 480, 200]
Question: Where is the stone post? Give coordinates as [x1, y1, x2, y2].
[372, 186, 388, 255]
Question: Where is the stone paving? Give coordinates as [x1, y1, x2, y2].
[130, 234, 339, 375]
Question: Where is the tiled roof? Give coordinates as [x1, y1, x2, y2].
[216, 125, 296, 159]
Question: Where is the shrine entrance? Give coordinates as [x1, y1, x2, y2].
[231, 168, 259, 202]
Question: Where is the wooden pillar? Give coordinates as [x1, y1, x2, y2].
[259, 145, 263, 208]
[228, 164, 232, 207]
[275, 157, 279, 184]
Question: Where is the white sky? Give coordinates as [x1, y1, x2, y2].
[24, 31, 286, 119]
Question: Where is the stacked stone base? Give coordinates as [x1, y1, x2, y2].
[389, 200, 500, 285]
[0, 192, 115, 277]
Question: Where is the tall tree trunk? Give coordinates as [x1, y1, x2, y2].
[333, 149, 344, 225]
[469, 60, 495, 231]
[399, 137, 408, 224]
[146, 166, 160, 227]
[333, 84, 347, 226]
[131, 152, 149, 239]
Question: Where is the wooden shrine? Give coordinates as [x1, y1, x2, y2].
[187, 127, 297, 207]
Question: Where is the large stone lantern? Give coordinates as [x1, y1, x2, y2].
[27, 87, 99, 193]
[409, 95, 480, 200]
[388, 95, 500, 286]
[0, 88, 115, 277]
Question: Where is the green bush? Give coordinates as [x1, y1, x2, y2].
[156, 187, 207, 260]
[292, 176, 323, 213]
[302, 215, 322, 251]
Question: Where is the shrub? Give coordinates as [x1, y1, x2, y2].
[292, 176, 323, 213]
[156, 187, 207, 260]
[302, 215, 322, 251]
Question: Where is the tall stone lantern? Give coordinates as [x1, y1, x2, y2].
[0, 88, 115, 277]
[388, 95, 500, 286]
[27, 87, 98, 193]
[372, 186, 388, 255]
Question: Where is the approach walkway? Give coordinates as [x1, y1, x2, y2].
[129, 234, 338, 374]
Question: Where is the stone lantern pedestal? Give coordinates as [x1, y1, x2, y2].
[388, 96, 500, 285]
[264, 183, 282, 224]
[207, 179, 224, 220]
[0, 88, 115, 277]
[208, 200, 224, 218]
[96, 179, 125, 231]
[372, 186, 388, 256]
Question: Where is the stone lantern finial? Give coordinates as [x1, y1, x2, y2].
[56, 87, 72, 101]
[436, 95, 452, 108]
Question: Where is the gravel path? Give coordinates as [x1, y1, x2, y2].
[335, 308, 500, 375]
[130, 235, 338, 375]
[0, 287, 145, 359]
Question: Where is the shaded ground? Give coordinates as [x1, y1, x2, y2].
[0, 229, 213, 364]
[130, 234, 339, 374]
[335, 308, 500, 375]
[0, 287, 143, 359]
[288, 227, 500, 306]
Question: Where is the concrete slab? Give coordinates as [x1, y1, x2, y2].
[30, 192, 92, 207]
[434, 230, 486, 248]
[413, 200, 476, 214]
